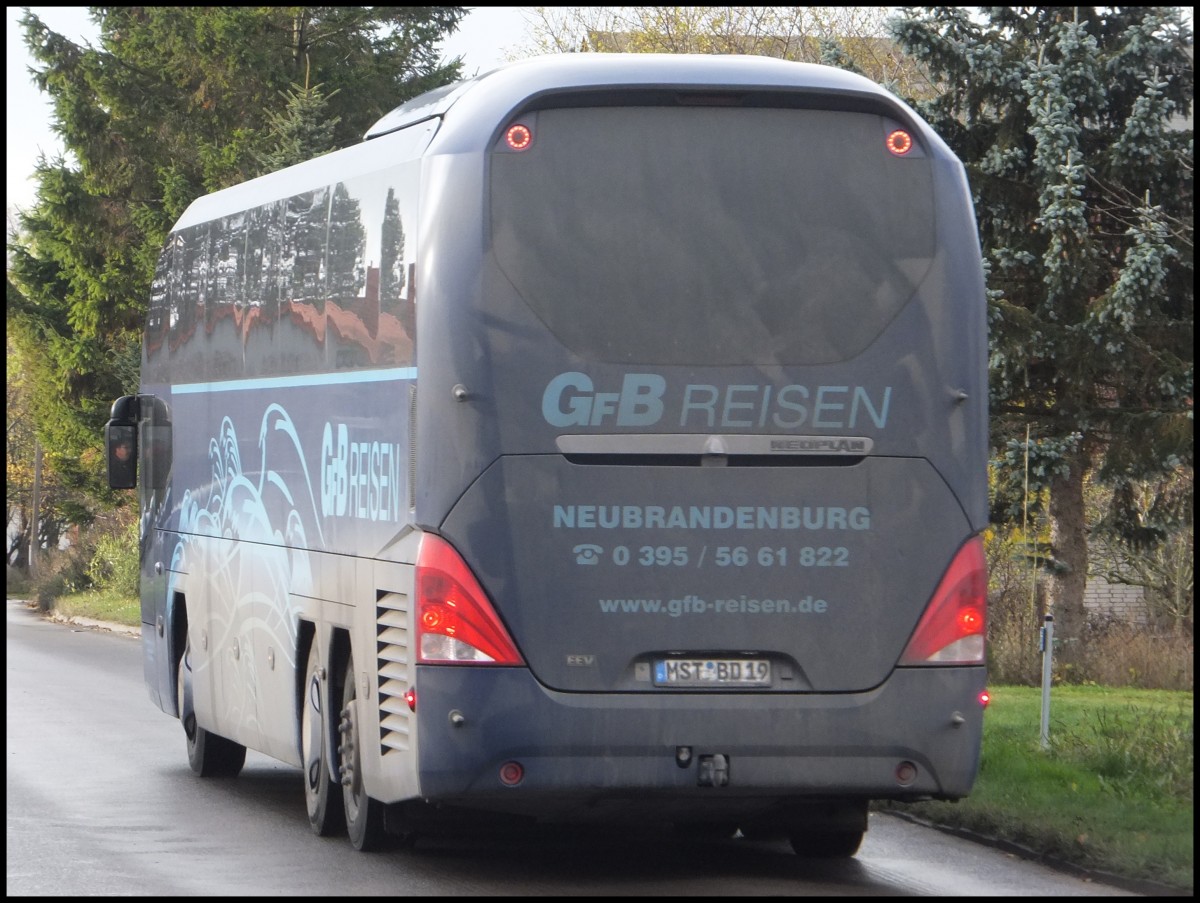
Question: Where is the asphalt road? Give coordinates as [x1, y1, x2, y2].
[6, 599, 1139, 896]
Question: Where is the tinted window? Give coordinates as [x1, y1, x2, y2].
[491, 106, 934, 365]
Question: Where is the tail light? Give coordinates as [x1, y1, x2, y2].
[886, 128, 914, 156]
[899, 537, 987, 665]
[504, 123, 533, 151]
[415, 534, 524, 665]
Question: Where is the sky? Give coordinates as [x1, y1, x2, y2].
[5, 6, 533, 221]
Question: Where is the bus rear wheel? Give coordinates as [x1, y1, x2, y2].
[176, 636, 246, 778]
[338, 650, 388, 851]
[302, 642, 345, 836]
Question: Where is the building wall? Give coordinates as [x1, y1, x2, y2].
[1084, 576, 1148, 625]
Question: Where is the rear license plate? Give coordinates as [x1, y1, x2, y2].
[653, 659, 770, 687]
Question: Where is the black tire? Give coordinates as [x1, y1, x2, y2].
[789, 829, 864, 859]
[339, 650, 388, 851]
[176, 635, 246, 778]
[302, 642, 345, 836]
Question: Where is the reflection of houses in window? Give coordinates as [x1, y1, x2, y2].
[150, 178, 417, 382]
[329, 263, 415, 368]
[364, 265, 381, 335]
[280, 296, 326, 345]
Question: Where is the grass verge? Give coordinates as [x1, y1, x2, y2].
[879, 683, 1193, 892]
[48, 588, 142, 628]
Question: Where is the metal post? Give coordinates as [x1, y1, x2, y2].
[30, 441, 42, 578]
[1039, 614, 1054, 749]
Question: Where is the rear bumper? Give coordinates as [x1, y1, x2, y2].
[403, 664, 985, 821]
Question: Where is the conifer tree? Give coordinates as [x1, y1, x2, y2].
[891, 7, 1193, 643]
[255, 82, 342, 173]
[7, 7, 466, 512]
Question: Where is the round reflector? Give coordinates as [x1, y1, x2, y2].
[499, 761, 524, 785]
[421, 605, 445, 630]
[505, 124, 533, 151]
[886, 129, 913, 156]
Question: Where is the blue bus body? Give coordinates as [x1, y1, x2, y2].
[108, 54, 989, 853]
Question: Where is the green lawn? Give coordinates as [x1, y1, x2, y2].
[881, 684, 1193, 892]
[49, 587, 142, 627]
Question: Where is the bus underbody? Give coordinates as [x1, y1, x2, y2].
[389, 663, 985, 833]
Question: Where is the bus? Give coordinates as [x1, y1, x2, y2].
[106, 53, 989, 856]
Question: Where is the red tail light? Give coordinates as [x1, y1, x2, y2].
[899, 537, 987, 665]
[505, 123, 533, 151]
[415, 534, 524, 665]
[886, 129, 914, 156]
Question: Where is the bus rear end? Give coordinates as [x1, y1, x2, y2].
[402, 56, 988, 850]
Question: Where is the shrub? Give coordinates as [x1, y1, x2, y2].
[26, 511, 140, 611]
[29, 544, 95, 611]
[985, 527, 1193, 692]
[1060, 618, 1193, 691]
[86, 517, 140, 600]
[985, 530, 1045, 685]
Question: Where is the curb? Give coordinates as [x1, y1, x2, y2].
[880, 809, 1191, 897]
[48, 610, 142, 638]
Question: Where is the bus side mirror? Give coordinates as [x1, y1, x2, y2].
[105, 395, 139, 489]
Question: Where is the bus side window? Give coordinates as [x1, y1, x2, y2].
[140, 396, 173, 495]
